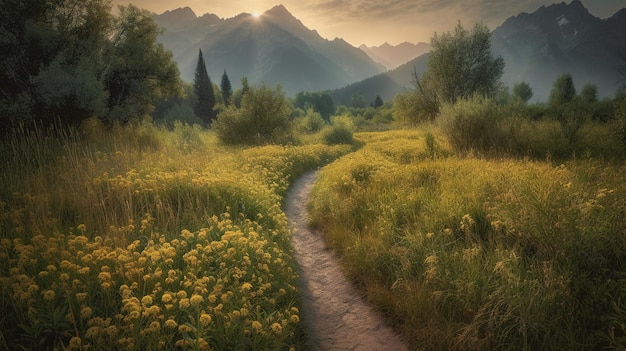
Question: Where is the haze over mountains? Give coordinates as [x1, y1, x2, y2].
[154, 5, 385, 96]
[154, 0, 625, 102]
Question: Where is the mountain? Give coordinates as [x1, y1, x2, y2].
[491, 0, 626, 101]
[330, 53, 429, 106]
[153, 5, 385, 96]
[334, 0, 625, 104]
[359, 42, 431, 70]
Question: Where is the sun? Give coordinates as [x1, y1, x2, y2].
[252, 12, 260, 18]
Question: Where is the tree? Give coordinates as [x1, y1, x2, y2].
[393, 70, 439, 123]
[372, 95, 384, 108]
[549, 74, 584, 145]
[293, 91, 335, 121]
[351, 93, 367, 108]
[0, 0, 113, 129]
[212, 84, 293, 145]
[193, 49, 216, 125]
[221, 70, 233, 106]
[428, 22, 504, 104]
[513, 82, 533, 103]
[549, 74, 576, 106]
[580, 83, 598, 103]
[105, 5, 182, 122]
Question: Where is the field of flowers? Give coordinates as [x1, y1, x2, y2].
[309, 129, 626, 350]
[0, 120, 352, 350]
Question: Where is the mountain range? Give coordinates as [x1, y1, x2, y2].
[154, 1, 625, 102]
[154, 5, 385, 96]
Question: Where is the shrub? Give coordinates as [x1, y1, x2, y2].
[439, 95, 509, 154]
[212, 84, 294, 145]
[296, 108, 326, 134]
[322, 116, 355, 145]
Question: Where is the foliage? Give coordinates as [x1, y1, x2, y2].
[193, 49, 217, 125]
[322, 116, 356, 145]
[0, 1, 182, 130]
[221, 71, 233, 107]
[103, 5, 182, 123]
[428, 22, 504, 105]
[580, 83, 598, 103]
[295, 108, 326, 134]
[293, 91, 335, 121]
[309, 129, 626, 350]
[393, 71, 440, 123]
[439, 96, 521, 155]
[512, 81, 533, 103]
[549, 73, 577, 106]
[0, 121, 352, 351]
[213, 84, 294, 145]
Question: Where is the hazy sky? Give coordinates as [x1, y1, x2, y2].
[113, 0, 625, 46]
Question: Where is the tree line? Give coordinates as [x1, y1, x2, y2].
[0, 0, 181, 134]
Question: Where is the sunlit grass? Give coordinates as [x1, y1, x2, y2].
[0, 119, 352, 350]
[309, 128, 626, 350]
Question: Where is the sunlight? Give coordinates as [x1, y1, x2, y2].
[252, 12, 260, 18]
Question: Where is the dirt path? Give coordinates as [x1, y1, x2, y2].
[285, 171, 410, 351]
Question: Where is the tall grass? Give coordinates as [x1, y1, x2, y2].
[309, 129, 626, 350]
[0, 119, 352, 350]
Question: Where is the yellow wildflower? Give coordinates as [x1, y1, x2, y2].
[179, 298, 190, 309]
[80, 307, 93, 319]
[68, 336, 82, 349]
[164, 319, 177, 329]
[199, 313, 212, 326]
[190, 294, 203, 306]
[271, 322, 282, 334]
[251, 321, 262, 331]
[43, 289, 55, 301]
[141, 295, 153, 307]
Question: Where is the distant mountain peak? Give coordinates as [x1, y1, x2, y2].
[161, 6, 197, 19]
[264, 4, 294, 18]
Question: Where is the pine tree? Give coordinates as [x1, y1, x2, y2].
[194, 49, 216, 125]
[221, 70, 233, 106]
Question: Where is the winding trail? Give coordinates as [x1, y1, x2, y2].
[285, 171, 409, 351]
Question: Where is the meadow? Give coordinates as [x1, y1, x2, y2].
[308, 128, 626, 350]
[0, 120, 352, 350]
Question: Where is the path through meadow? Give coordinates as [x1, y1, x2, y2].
[285, 171, 409, 351]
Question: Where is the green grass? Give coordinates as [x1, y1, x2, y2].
[0, 119, 352, 351]
[309, 128, 626, 350]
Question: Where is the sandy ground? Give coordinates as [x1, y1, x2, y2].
[285, 170, 410, 351]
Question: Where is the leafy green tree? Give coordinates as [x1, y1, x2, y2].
[213, 84, 294, 145]
[580, 83, 598, 103]
[549, 74, 585, 145]
[549, 74, 577, 106]
[393, 70, 439, 123]
[293, 91, 335, 121]
[351, 93, 367, 108]
[513, 82, 533, 103]
[0, 0, 113, 129]
[193, 49, 216, 125]
[221, 70, 233, 106]
[372, 95, 384, 108]
[428, 22, 504, 104]
[104, 5, 181, 122]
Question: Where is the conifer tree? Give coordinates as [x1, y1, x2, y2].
[221, 70, 233, 106]
[194, 49, 216, 125]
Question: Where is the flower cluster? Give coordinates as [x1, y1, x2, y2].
[1, 215, 302, 350]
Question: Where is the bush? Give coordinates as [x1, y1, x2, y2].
[439, 96, 511, 154]
[296, 108, 326, 134]
[212, 84, 294, 145]
[322, 116, 355, 145]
